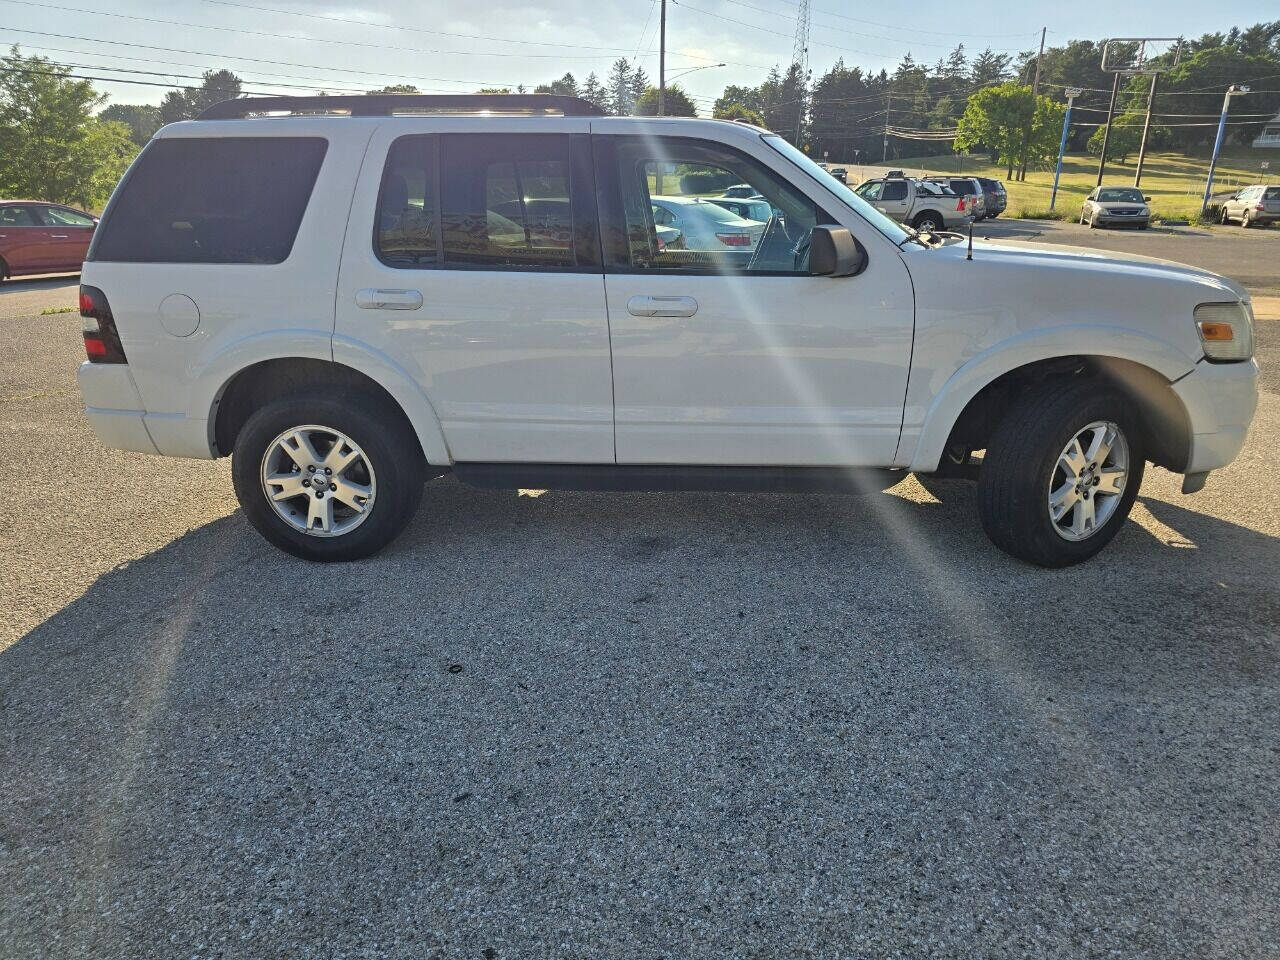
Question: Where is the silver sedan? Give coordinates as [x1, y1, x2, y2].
[1080, 186, 1152, 229]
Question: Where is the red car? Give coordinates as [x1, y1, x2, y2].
[0, 200, 97, 281]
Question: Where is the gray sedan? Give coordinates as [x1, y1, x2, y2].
[1081, 186, 1152, 229]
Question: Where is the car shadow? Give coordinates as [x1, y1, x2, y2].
[4, 475, 1277, 953]
[0, 272, 80, 289]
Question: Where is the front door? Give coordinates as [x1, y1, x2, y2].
[594, 134, 915, 466]
[336, 122, 614, 464]
[38, 205, 97, 272]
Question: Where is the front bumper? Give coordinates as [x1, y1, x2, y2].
[1097, 214, 1150, 227]
[1172, 357, 1259, 476]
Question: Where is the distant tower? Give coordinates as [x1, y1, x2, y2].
[790, 0, 811, 141]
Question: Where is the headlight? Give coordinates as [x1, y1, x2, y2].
[1195, 301, 1255, 361]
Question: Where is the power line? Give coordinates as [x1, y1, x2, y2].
[0, 0, 722, 62]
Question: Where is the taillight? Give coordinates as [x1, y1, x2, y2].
[80, 284, 127, 364]
[716, 232, 752, 246]
[955, 198, 966, 212]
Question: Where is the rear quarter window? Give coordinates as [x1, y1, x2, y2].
[91, 137, 327, 264]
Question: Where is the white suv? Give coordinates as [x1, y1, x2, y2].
[76, 94, 1259, 567]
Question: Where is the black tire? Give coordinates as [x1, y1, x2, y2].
[1219, 206, 1231, 225]
[977, 380, 1146, 567]
[1242, 212, 1252, 228]
[232, 392, 425, 561]
[912, 211, 944, 233]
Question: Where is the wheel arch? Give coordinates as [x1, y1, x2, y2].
[906, 332, 1196, 473]
[208, 349, 450, 465]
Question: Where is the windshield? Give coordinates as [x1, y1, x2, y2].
[1097, 188, 1145, 203]
[762, 135, 909, 242]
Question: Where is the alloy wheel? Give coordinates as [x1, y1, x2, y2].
[1048, 420, 1129, 542]
[260, 424, 377, 537]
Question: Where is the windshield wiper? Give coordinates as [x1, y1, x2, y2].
[897, 226, 933, 249]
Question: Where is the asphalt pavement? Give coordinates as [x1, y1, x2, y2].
[2, 232, 1278, 959]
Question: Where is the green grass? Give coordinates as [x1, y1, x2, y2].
[836, 147, 1273, 222]
[39, 305, 76, 315]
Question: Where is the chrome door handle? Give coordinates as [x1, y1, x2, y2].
[355, 287, 423, 310]
[627, 295, 698, 318]
[49, 234, 69, 238]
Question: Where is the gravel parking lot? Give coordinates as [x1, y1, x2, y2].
[2, 229, 1277, 959]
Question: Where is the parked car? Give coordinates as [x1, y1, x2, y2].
[924, 176, 987, 220]
[708, 195, 774, 222]
[720, 183, 760, 198]
[0, 201, 97, 281]
[1080, 187, 1152, 229]
[829, 167, 848, 184]
[975, 177, 1007, 218]
[854, 176, 971, 233]
[650, 196, 765, 251]
[76, 93, 1258, 568]
[1218, 184, 1280, 227]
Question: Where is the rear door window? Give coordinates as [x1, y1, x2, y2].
[376, 132, 594, 270]
[91, 137, 327, 263]
[0, 205, 42, 226]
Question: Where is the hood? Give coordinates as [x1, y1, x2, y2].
[958, 238, 1248, 301]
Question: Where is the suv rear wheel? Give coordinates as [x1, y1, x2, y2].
[977, 380, 1145, 567]
[232, 393, 425, 561]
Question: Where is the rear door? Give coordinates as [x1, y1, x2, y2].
[334, 119, 614, 463]
[0, 204, 55, 274]
[596, 132, 914, 466]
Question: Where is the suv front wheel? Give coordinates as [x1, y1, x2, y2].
[232, 393, 425, 561]
[977, 380, 1145, 567]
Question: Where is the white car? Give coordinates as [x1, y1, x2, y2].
[649, 196, 765, 252]
[77, 94, 1258, 566]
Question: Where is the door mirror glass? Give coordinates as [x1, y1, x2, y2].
[809, 226, 865, 277]
[1143, 196, 1151, 202]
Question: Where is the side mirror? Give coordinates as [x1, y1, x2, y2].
[809, 226, 866, 277]
[1143, 196, 1152, 202]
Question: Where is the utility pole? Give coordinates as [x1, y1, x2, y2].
[1050, 87, 1081, 210]
[1094, 73, 1121, 186]
[658, 0, 666, 116]
[1133, 72, 1160, 187]
[790, 0, 811, 144]
[1202, 84, 1251, 214]
[1017, 26, 1046, 182]
[882, 92, 891, 162]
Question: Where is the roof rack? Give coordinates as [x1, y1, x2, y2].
[198, 93, 607, 120]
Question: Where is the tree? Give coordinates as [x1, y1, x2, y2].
[970, 48, 1012, 89]
[98, 103, 161, 146]
[713, 102, 764, 125]
[534, 72, 579, 98]
[629, 66, 649, 107]
[580, 72, 606, 111]
[1087, 111, 1146, 163]
[954, 82, 1064, 179]
[158, 69, 242, 123]
[475, 87, 512, 94]
[634, 84, 697, 116]
[0, 47, 136, 208]
[367, 84, 420, 94]
[606, 58, 633, 115]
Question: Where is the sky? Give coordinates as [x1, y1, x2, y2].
[2, 0, 1277, 113]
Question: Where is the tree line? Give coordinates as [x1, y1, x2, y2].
[3, 21, 1278, 208]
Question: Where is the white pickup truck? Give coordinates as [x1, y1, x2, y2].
[854, 176, 973, 233]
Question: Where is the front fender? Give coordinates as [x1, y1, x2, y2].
[902, 324, 1196, 473]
